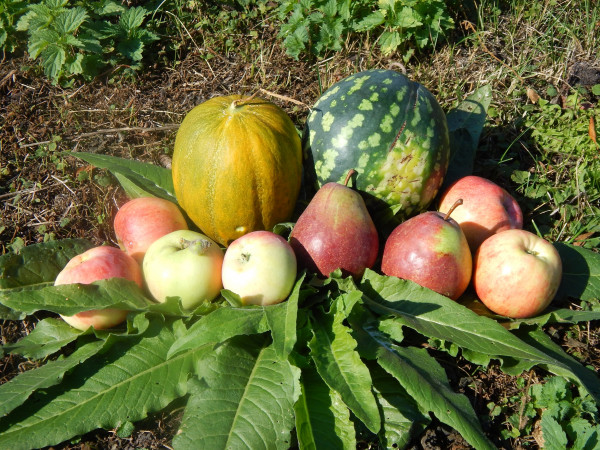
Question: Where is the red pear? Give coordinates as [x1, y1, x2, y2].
[290, 170, 379, 278]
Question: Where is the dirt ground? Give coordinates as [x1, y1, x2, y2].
[1, 15, 599, 449]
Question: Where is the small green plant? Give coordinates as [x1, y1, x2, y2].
[510, 93, 600, 248]
[490, 376, 600, 448]
[276, 0, 454, 60]
[14, 0, 159, 84]
[0, 0, 28, 53]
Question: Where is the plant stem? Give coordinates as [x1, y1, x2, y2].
[232, 91, 260, 108]
[344, 169, 357, 187]
[444, 199, 463, 221]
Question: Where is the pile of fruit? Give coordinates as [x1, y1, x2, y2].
[55, 69, 563, 334]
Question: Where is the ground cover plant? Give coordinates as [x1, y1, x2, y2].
[1, 0, 600, 448]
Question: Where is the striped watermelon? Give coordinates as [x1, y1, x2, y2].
[303, 69, 450, 226]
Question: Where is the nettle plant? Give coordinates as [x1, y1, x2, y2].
[1, 89, 600, 449]
[276, 0, 454, 60]
[14, 0, 158, 83]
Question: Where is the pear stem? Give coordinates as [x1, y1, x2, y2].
[232, 91, 260, 108]
[443, 199, 463, 221]
[344, 169, 357, 187]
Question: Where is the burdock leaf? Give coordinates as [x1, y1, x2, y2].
[0, 238, 94, 290]
[2, 318, 84, 359]
[0, 278, 152, 316]
[173, 336, 300, 449]
[0, 338, 105, 417]
[308, 307, 381, 434]
[167, 306, 269, 359]
[264, 274, 304, 359]
[351, 317, 495, 450]
[359, 271, 553, 362]
[294, 364, 356, 450]
[359, 270, 600, 403]
[0, 318, 207, 450]
[68, 152, 176, 202]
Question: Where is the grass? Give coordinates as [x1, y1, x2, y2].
[1, 0, 599, 448]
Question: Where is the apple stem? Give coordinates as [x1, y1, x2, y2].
[180, 238, 211, 254]
[443, 199, 463, 221]
[344, 169, 357, 187]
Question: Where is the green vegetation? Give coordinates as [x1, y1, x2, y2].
[10, 0, 159, 83]
[276, 0, 454, 60]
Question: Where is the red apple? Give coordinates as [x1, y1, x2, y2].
[114, 196, 188, 263]
[473, 229, 562, 318]
[438, 175, 523, 251]
[381, 200, 472, 300]
[54, 246, 144, 330]
[222, 231, 297, 306]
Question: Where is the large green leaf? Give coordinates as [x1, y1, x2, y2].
[68, 152, 176, 202]
[2, 318, 83, 359]
[370, 364, 430, 450]
[0, 338, 105, 417]
[350, 313, 495, 450]
[294, 364, 356, 450]
[359, 270, 554, 362]
[0, 238, 94, 290]
[443, 84, 492, 190]
[359, 270, 600, 401]
[167, 306, 270, 359]
[555, 243, 600, 301]
[0, 318, 207, 449]
[264, 274, 305, 359]
[0, 278, 153, 316]
[173, 336, 301, 449]
[308, 307, 381, 434]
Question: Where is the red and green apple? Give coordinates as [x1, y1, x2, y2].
[473, 229, 562, 318]
[381, 200, 472, 300]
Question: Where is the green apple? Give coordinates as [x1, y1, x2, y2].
[222, 231, 297, 306]
[143, 230, 224, 309]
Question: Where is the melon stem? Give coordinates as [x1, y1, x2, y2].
[232, 91, 260, 108]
